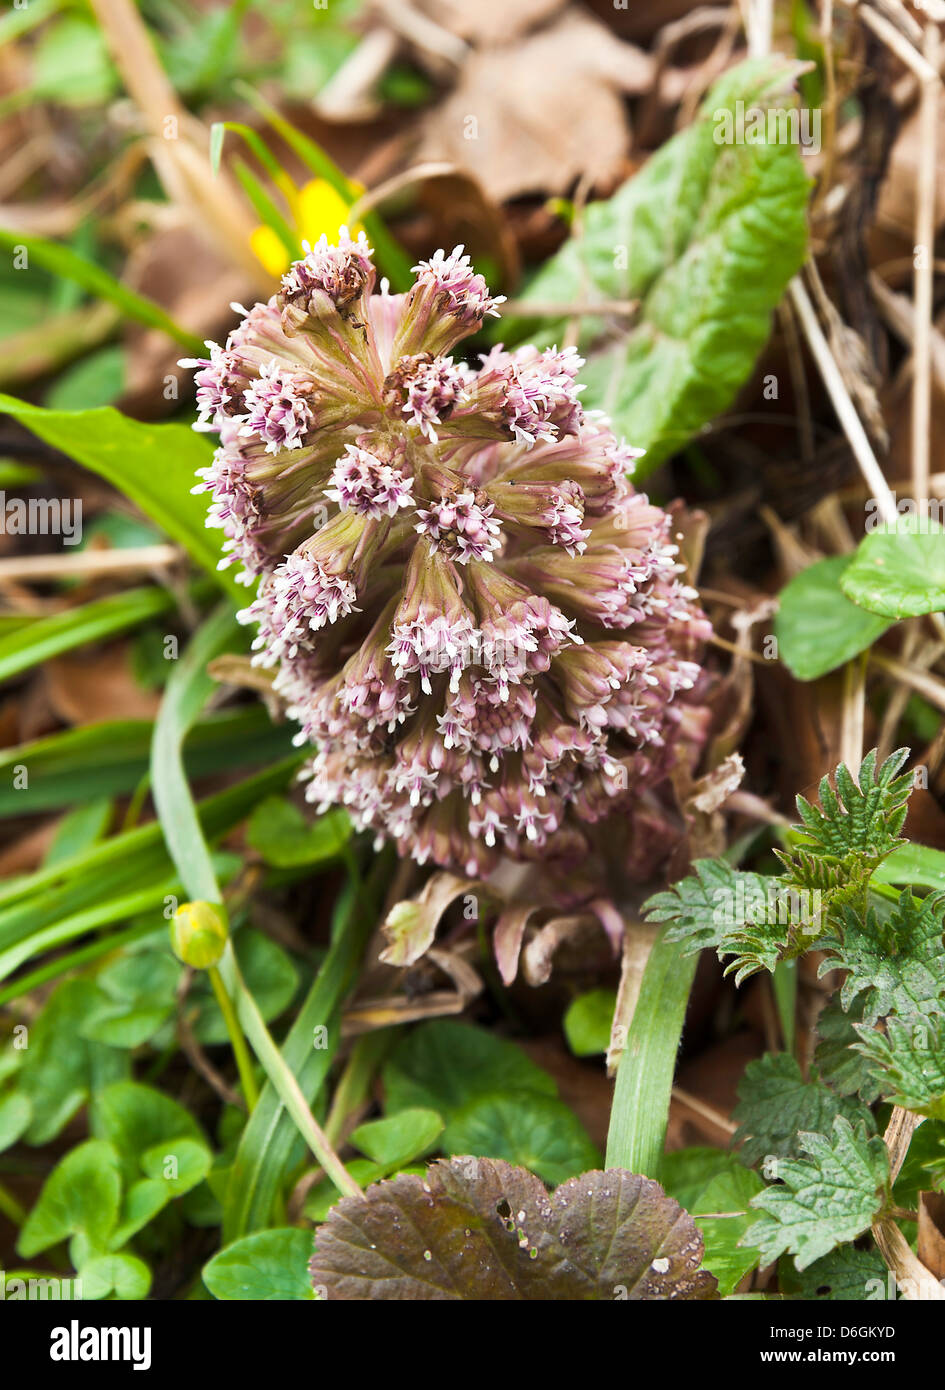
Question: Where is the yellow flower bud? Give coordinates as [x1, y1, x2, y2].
[170, 901, 228, 969]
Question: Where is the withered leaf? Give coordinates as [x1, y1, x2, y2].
[310, 1158, 718, 1300]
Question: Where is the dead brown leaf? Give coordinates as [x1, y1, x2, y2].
[416, 13, 652, 202]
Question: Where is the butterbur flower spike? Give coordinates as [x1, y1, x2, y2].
[188, 235, 712, 877]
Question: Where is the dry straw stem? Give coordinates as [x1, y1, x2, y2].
[871, 646, 945, 712]
[913, 22, 940, 505]
[789, 276, 898, 525]
[89, 0, 267, 292]
[860, 4, 942, 505]
[0, 544, 180, 584]
[873, 1108, 945, 1300]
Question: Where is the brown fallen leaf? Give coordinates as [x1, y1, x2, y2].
[45, 645, 161, 725]
[415, 12, 653, 202]
[415, 0, 567, 46]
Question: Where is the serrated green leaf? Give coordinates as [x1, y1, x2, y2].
[774, 556, 892, 681]
[507, 58, 809, 470]
[819, 890, 945, 1024]
[645, 860, 785, 981]
[813, 997, 882, 1103]
[840, 514, 945, 618]
[734, 1053, 875, 1167]
[779, 1245, 887, 1300]
[742, 1117, 889, 1270]
[854, 1013, 945, 1119]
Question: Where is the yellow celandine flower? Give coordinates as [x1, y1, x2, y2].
[250, 177, 366, 278]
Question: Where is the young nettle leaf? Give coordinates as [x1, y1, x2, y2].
[813, 999, 882, 1103]
[645, 861, 784, 982]
[777, 749, 912, 901]
[310, 1159, 719, 1300]
[853, 1014, 945, 1120]
[818, 890, 945, 1025]
[733, 1054, 875, 1167]
[742, 1117, 890, 1270]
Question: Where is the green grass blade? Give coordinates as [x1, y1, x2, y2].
[223, 849, 391, 1239]
[0, 394, 241, 602]
[605, 932, 698, 1177]
[0, 706, 294, 815]
[0, 230, 204, 353]
[0, 586, 175, 684]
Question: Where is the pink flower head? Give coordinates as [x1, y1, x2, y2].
[189, 234, 711, 878]
[241, 362, 314, 453]
[326, 443, 414, 518]
[414, 488, 502, 564]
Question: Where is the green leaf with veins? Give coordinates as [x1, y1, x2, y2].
[853, 1013, 945, 1119]
[310, 1159, 718, 1300]
[17, 1140, 122, 1259]
[382, 1020, 556, 1122]
[818, 890, 945, 1024]
[742, 1117, 889, 1270]
[813, 998, 882, 1103]
[778, 1245, 887, 1300]
[775, 749, 914, 932]
[204, 1228, 316, 1301]
[688, 1163, 765, 1297]
[733, 1054, 875, 1167]
[441, 1092, 600, 1188]
[840, 514, 945, 619]
[775, 556, 893, 682]
[505, 58, 809, 471]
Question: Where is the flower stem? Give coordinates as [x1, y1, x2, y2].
[208, 963, 260, 1112]
[0, 1177, 27, 1227]
[605, 931, 697, 1177]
